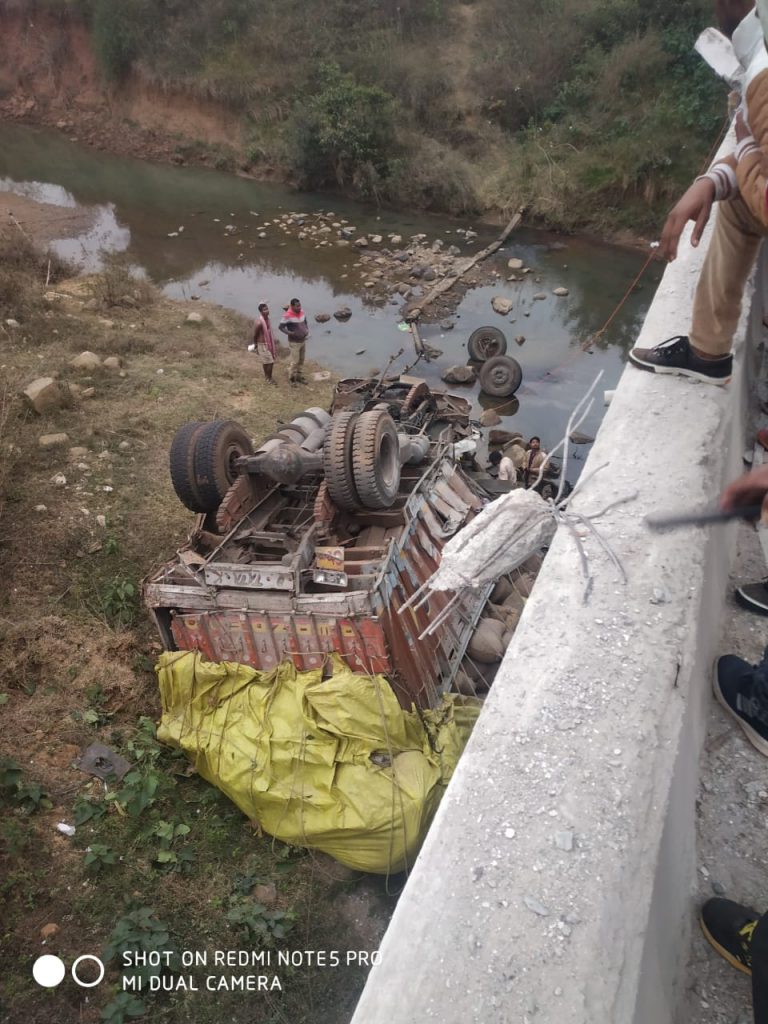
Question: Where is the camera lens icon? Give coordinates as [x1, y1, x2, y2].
[33, 953, 105, 989]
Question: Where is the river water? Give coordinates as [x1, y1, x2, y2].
[0, 122, 662, 463]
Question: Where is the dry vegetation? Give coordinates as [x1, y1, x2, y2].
[0, 233, 394, 1024]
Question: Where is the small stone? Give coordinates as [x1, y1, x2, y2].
[334, 307, 352, 322]
[22, 377, 70, 415]
[40, 923, 59, 940]
[258, 232, 267, 239]
[56, 822, 76, 837]
[5, 318, 20, 328]
[96, 515, 107, 529]
[70, 351, 102, 371]
[186, 312, 203, 324]
[422, 268, 437, 282]
[554, 830, 574, 852]
[650, 587, 670, 605]
[39, 433, 69, 449]
[568, 431, 594, 444]
[390, 234, 402, 245]
[711, 880, 726, 896]
[440, 320, 455, 331]
[507, 258, 524, 270]
[491, 296, 514, 316]
[35, 504, 47, 512]
[81, 387, 96, 398]
[156, 368, 165, 375]
[552, 287, 569, 297]
[355, 237, 369, 247]
[370, 234, 383, 244]
[102, 356, 122, 371]
[118, 440, 130, 450]
[98, 451, 111, 461]
[504, 828, 516, 839]
[523, 896, 550, 917]
[533, 292, 547, 301]
[441, 365, 476, 385]
[51, 473, 67, 488]
[315, 312, 331, 323]
[68, 447, 89, 459]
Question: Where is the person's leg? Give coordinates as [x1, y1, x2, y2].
[296, 341, 306, 380]
[629, 196, 765, 384]
[263, 362, 274, 382]
[690, 196, 765, 357]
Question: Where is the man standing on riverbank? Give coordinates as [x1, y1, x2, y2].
[249, 301, 277, 386]
[628, 0, 762, 385]
[279, 297, 309, 384]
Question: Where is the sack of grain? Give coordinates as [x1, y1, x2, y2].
[467, 618, 505, 663]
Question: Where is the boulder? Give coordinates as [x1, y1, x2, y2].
[22, 377, 70, 415]
[39, 433, 69, 449]
[69, 351, 102, 371]
[441, 365, 476, 385]
[354, 237, 369, 247]
[569, 430, 594, 444]
[69, 447, 89, 460]
[422, 268, 437, 282]
[334, 306, 352, 322]
[390, 234, 402, 245]
[186, 312, 203, 323]
[491, 296, 514, 316]
[479, 409, 501, 427]
[553, 287, 569, 296]
[370, 234, 383, 244]
[507, 258, 524, 270]
[533, 292, 547, 301]
[315, 312, 331, 323]
[102, 356, 122, 371]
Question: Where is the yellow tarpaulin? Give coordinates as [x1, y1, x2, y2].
[156, 651, 481, 874]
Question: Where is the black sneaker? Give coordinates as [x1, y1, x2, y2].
[735, 578, 768, 616]
[700, 898, 759, 975]
[628, 335, 732, 385]
[714, 654, 768, 756]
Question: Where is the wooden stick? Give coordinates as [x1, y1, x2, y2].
[406, 206, 525, 319]
[7, 212, 32, 243]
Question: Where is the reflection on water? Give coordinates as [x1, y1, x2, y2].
[0, 122, 663, 467]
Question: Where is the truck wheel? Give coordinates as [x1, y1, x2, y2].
[323, 411, 361, 511]
[192, 420, 253, 513]
[479, 355, 523, 398]
[468, 326, 507, 362]
[169, 421, 207, 512]
[353, 409, 401, 509]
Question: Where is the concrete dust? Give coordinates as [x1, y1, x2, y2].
[682, 520, 768, 1024]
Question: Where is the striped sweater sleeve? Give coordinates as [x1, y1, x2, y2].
[696, 154, 738, 201]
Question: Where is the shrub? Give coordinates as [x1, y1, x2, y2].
[291, 62, 398, 192]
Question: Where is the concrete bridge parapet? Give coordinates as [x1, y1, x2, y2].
[351, 133, 760, 1024]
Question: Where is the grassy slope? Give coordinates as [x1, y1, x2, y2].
[0, 240, 395, 1024]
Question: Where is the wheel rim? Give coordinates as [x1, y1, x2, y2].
[224, 442, 245, 481]
[379, 431, 398, 491]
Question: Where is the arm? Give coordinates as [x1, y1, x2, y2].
[735, 74, 768, 227]
[721, 464, 768, 523]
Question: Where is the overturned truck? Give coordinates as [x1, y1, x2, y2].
[145, 376, 512, 709]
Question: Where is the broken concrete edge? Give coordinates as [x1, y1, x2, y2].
[351, 133, 752, 1024]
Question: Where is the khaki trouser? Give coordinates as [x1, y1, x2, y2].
[288, 340, 306, 379]
[691, 195, 765, 356]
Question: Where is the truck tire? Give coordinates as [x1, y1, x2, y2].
[169, 420, 207, 512]
[192, 420, 253, 513]
[467, 326, 507, 362]
[352, 409, 401, 509]
[323, 411, 361, 511]
[479, 355, 523, 398]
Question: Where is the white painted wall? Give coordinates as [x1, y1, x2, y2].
[351, 138, 760, 1024]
